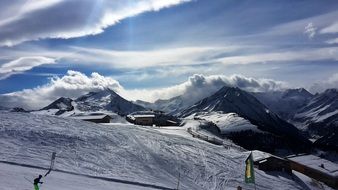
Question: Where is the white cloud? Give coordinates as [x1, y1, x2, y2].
[1, 45, 337, 77]
[0, 70, 122, 109]
[69, 46, 236, 69]
[125, 74, 287, 105]
[320, 22, 338, 34]
[325, 38, 338, 44]
[0, 71, 287, 110]
[217, 47, 338, 65]
[263, 10, 338, 37]
[0, 56, 56, 79]
[16, 45, 335, 70]
[67, 46, 338, 69]
[0, 0, 190, 46]
[309, 73, 338, 93]
[304, 22, 316, 39]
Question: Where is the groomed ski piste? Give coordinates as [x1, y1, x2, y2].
[0, 162, 157, 190]
[0, 111, 331, 190]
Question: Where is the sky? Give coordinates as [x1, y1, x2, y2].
[0, 0, 338, 109]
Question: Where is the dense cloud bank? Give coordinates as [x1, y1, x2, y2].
[0, 71, 287, 109]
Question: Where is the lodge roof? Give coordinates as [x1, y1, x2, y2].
[71, 115, 111, 120]
[288, 154, 338, 176]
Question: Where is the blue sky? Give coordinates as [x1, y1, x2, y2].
[0, 0, 338, 108]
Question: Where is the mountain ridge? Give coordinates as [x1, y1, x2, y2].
[39, 88, 146, 116]
[179, 86, 311, 152]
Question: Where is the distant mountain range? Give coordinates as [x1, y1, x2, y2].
[293, 89, 338, 135]
[38, 88, 145, 116]
[135, 86, 337, 150]
[179, 86, 311, 152]
[253, 88, 338, 149]
[253, 88, 314, 120]
[11, 85, 337, 151]
[135, 96, 187, 115]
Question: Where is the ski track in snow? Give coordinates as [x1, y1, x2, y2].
[0, 162, 163, 190]
[0, 111, 306, 190]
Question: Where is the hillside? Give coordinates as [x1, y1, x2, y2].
[0, 111, 306, 190]
[191, 111, 264, 134]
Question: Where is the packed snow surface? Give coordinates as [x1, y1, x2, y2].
[0, 162, 155, 190]
[0, 112, 306, 189]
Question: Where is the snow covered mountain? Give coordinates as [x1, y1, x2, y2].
[74, 88, 145, 115]
[136, 95, 187, 115]
[40, 97, 74, 115]
[251, 88, 338, 150]
[135, 86, 224, 115]
[41, 97, 74, 111]
[253, 88, 314, 120]
[293, 89, 338, 132]
[292, 89, 338, 148]
[0, 111, 309, 190]
[37, 88, 146, 116]
[180, 86, 311, 152]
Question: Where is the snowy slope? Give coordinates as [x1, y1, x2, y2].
[192, 111, 264, 134]
[38, 97, 74, 116]
[0, 162, 157, 190]
[179, 86, 310, 152]
[41, 97, 74, 111]
[0, 111, 306, 190]
[253, 88, 314, 120]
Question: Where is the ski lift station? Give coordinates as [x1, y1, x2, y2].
[129, 114, 155, 125]
[126, 111, 180, 126]
[252, 150, 291, 173]
[251, 151, 338, 189]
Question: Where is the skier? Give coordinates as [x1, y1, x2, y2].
[33, 175, 43, 190]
